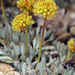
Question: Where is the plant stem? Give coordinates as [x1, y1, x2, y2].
[37, 18, 46, 64]
[1, 0, 7, 23]
[25, 28, 28, 58]
[64, 52, 72, 63]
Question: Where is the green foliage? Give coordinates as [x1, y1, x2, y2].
[0, 23, 75, 75]
[0, 49, 13, 63]
[0, 23, 12, 46]
[3, 39, 75, 75]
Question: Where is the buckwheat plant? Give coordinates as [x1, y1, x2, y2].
[64, 40, 75, 62]
[11, 13, 34, 58]
[33, 0, 58, 64]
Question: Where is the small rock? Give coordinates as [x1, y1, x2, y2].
[0, 63, 14, 72]
[5, 71, 20, 75]
[37, 19, 44, 26]
[0, 71, 4, 75]
[70, 26, 75, 36]
[0, 63, 20, 75]
[56, 33, 72, 42]
[55, 27, 67, 37]
[44, 72, 47, 75]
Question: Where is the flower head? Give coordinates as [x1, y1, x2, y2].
[33, 0, 58, 19]
[11, 13, 34, 32]
[67, 40, 75, 52]
[17, 0, 38, 14]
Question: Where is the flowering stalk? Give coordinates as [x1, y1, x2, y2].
[11, 13, 34, 58]
[33, 0, 58, 64]
[64, 52, 72, 63]
[64, 40, 75, 63]
[25, 28, 28, 58]
[37, 18, 46, 64]
[1, 0, 7, 23]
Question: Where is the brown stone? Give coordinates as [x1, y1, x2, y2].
[56, 33, 72, 42]
[0, 63, 20, 75]
[0, 63, 14, 72]
[70, 26, 75, 36]
[5, 71, 20, 75]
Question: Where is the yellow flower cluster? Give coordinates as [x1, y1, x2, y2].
[11, 13, 34, 32]
[33, 0, 58, 19]
[17, 0, 38, 14]
[67, 40, 75, 52]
